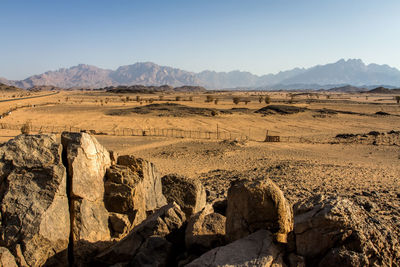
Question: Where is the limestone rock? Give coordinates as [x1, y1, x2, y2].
[226, 179, 293, 243]
[161, 174, 206, 218]
[0, 134, 70, 267]
[185, 204, 226, 252]
[186, 230, 285, 267]
[95, 202, 186, 266]
[0, 247, 18, 267]
[294, 195, 400, 266]
[117, 155, 167, 211]
[61, 132, 111, 264]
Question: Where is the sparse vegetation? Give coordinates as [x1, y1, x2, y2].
[265, 96, 271, 104]
[205, 95, 214, 103]
[214, 99, 219, 105]
[176, 96, 182, 101]
[233, 97, 240, 105]
[395, 96, 400, 104]
[20, 121, 32, 135]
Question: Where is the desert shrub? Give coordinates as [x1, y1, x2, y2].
[265, 96, 271, 104]
[233, 97, 240, 105]
[258, 96, 263, 103]
[211, 110, 217, 116]
[214, 99, 219, 104]
[20, 121, 32, 135]
[244, 100, 250, 105]
[205, 95, 214, 102]
[396, 96, 400, 104]
[189, 96, 193, 101]
[176, 96, 182, 101]
[136, 96, 141, 102]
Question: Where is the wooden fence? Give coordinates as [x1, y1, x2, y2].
[0, 122, 249, 141]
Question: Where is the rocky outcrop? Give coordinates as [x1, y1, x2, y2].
[185, 204, 226, 252]
[294, 195, 400, 266]
[226, 178, 293, 243]
[0, 247, 18, 267]
[117, 155, 167, 212]
[161, 174, 206, 218]
[0, 135, 70, 267]
[186, 230, 286, 267]
[95, 202, 186, 266]
[61, 132, 111, 264]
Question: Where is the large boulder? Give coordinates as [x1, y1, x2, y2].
[95, 202, 186, 266]
[0, 134, 70, 267]
[226, 179, 293, 243]
[0, 247, 17, 267]
[294, 195, 400, 266]
[104, 165, 147, 238]
[185, 204, 226, 252]
[161, 174, 206, 218]
[117, 155, 167, 211]
[61, 132, 111, 263]
[186, 230, 285, 267]
[104, 155, 168, 238]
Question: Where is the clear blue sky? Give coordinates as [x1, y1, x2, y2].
[1, 0, 400, 80]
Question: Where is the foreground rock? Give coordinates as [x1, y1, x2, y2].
[104, 155, 167, 238]
[95, 202, 186, 266]
[0, 134, 70, 266]
[117, 155, 167, 212]
[186, 230, 285, 267]
[294, 195, 400, 266]
[185, 204, 226, 253]
[162, 174, 206, 218]
[0, 247, 18, 267]
[226, 178, 293, 243]
[61, 132, 112, 264]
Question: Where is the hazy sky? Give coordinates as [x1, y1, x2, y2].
[1, 0, 400, 80]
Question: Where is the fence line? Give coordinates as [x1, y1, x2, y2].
[0, 122, 249, 141]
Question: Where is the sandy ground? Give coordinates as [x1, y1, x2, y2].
[0, 90, 399, 236]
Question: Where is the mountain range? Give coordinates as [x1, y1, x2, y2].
[2, 59, 400, 90]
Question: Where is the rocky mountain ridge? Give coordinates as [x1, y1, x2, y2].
[2, 59, 400, 89]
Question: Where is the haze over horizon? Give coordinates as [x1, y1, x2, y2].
[1, 0, 400, 80]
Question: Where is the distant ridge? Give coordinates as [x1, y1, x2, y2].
[2, 59, 400, 89]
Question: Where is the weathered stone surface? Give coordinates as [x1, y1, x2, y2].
[104, 165, 147, 238]
[61, 132, 111, 263]
[0, 134, 70, 267]
[186, 230, 285, 267]
[95, 202, 186, 266]
[226, 179, 293, 243]
[185, 204, 226, 252]
[117, 155, 167, 211]
[294, 195, 400, 266]
[61, 132, 110, 202]
[0, 247, 17, 267]
[109, 213, 131, 238]
[161, 174, 206, 218]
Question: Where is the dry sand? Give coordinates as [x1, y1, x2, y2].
[1, 90, 399, 236]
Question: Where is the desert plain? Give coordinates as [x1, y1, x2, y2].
[0, 89, 399, 239]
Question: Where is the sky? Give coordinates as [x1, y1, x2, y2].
[1, 0, 400, 80]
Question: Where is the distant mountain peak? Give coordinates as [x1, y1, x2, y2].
[2, 59, 400, 89]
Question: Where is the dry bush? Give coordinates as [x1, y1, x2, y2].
[265, 95, 271, 104]
[20, 121, 32, 135]
[233, 97, 240, 105]
[176, 96, 182, 101]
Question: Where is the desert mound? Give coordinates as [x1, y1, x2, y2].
[106, 103, 232, 117]
[255, 105, 308, 115]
